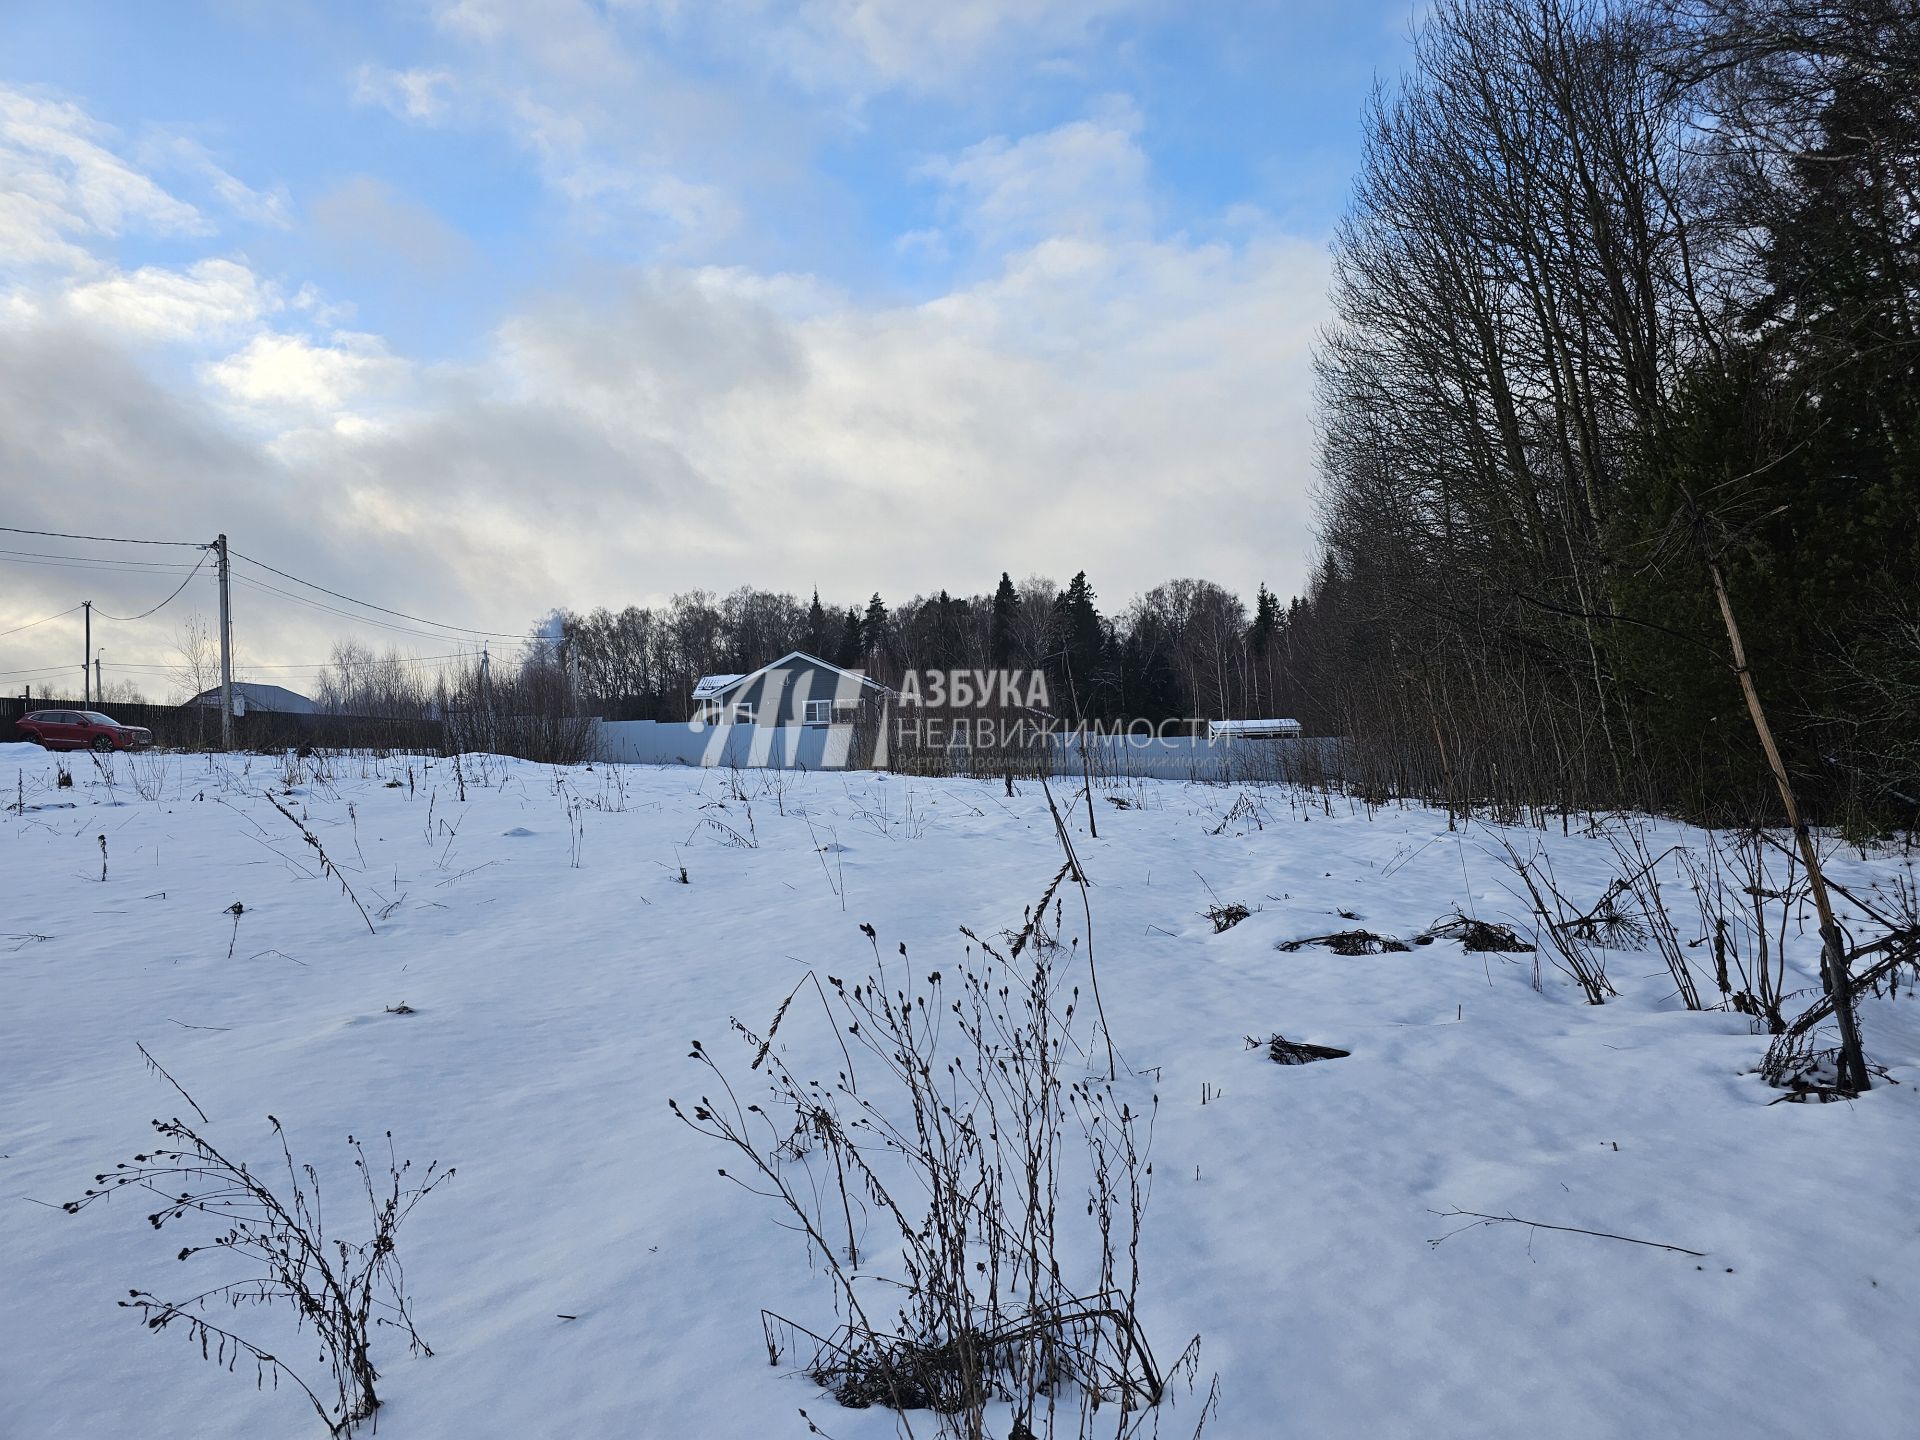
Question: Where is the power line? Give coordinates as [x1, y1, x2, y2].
[227, 574, 477, 644]
[0, 603, 83, 640]
[93, 553, 213, 622]
[7, 651, 522, 677]
[70, 650, 527, 673]
[31, 663, 228, 676]
[229, 572, 516, 646]
[216, 651, 514, 672]
[0, 547, 203, 569]
[3, 532, 536, 683]
[229, 550, 528, 640]
[5, 533, 531, 638]
[0, 524, 206, 548]
[0, 554, 204, 576]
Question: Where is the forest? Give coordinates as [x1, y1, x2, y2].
[1294, 0, 1918, 827]
[550, 573, 1296, 731]
[550, 1, 1919, 829]
[280, 0, 1920, 832]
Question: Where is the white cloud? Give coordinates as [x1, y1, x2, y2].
[506, 93, 742, 244]
[0, 77, 1332, 680]
[290, 283, 357, 328]
[0, 190, 92, 271]
[436, 0, 636, 84]
[352, 64, 457, 123]
[202, 330, 408, 422]
[64, 258, 279, 340]
[445, 220, 1326, 599]
[404, 0, 1163, 256]
[433, 0, 1147, 98]
[2, 212, 1329, 674]
[894, 226, 950, 262]
[722, 0, 1152, 98]
[152, 136, 292, 227]
[0, 87, 205, 271]
[919, 98, 1151, 249]
[399, 1, 1157, 251]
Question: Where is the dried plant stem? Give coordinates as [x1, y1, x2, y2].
[1040, 775, 1117, 1081]
[1428, 1208, 1707, 1258]
[264, 791, 375, 934]
[1703, 553, 1868, 1091]
[135, 1041, 210, 1125]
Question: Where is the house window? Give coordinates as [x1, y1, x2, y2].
[804, 699, 831, 726]
[732, 702, 755, 725]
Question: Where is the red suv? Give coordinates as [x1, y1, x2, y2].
[16, 710, 154, 752]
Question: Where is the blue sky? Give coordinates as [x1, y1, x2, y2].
[1, 0, 1417, 687]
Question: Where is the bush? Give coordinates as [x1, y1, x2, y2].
[67, 1113, 451, 1436]
[673, 887, 1205, 1437]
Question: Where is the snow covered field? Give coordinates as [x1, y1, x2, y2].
[3, 742, 1917, 1440]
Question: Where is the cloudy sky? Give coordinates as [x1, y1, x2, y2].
[1, 0, 1415, 693]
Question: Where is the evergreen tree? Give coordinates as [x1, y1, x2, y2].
[861, 593, 890, 658]
[805, 588, 829, 657]
[1120, 610, 1184, 724]
[931, 589, 969, 668]
[1249, 584, 1279, 658]
[989, 572, 1020, 667]
[835, 608, 864, 669]
[1607, 60, 1920, 808]
[1049, 572, 1110, 719]
[1248, 582, 1280, 715]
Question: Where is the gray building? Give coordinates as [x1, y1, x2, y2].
[186, 682, 319, 716]
[1209, 718, 1303, 739]
[691, 651, 889, 725]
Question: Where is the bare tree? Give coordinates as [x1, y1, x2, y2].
[170, 613, 218, 705]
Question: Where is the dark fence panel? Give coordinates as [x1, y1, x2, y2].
[1, 696, 445, 754]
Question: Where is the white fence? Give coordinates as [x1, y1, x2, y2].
[1054, 732, 1342, 783]
[594, 719, 855, 770]
[592, 718, 1341, 783]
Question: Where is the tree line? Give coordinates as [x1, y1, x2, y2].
[555, 574, 1312, 726]
[56, 574, 1315, 735]
[72, 0, 1915, 822]
[1290, 0, 1918, 826]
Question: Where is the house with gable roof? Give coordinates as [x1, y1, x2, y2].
[689, 651, 891, 726]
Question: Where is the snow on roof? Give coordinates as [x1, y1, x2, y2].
[188, 682, 319, 714]
[1209, 718, 1302, 736]
[691, 653, 891, 701]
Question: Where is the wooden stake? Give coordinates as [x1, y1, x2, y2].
[1706, 554, 1868, 1092]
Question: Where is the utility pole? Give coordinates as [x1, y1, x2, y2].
[94, 651, 103, 702]
[83, 600, 92, 704]
[215, 534, 234, 751]
[480, 644, 492, 749]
